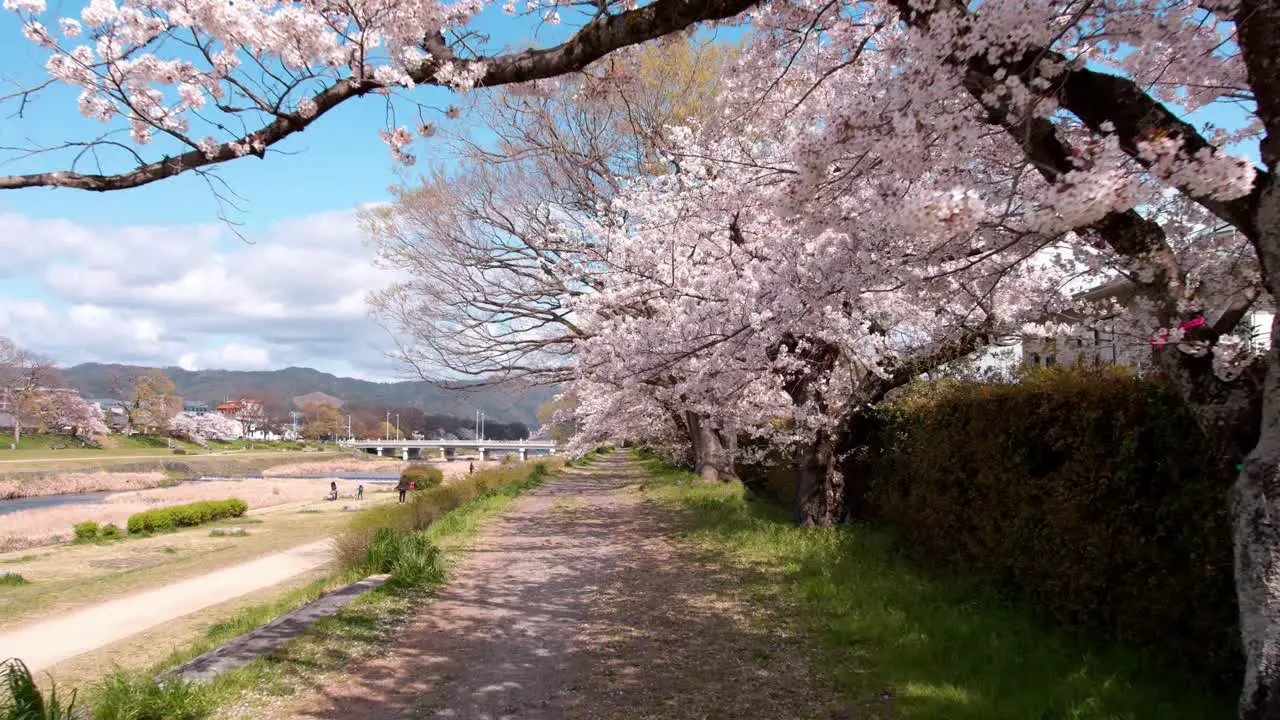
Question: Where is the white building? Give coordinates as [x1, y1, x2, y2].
[1021, 279, 1272, 371]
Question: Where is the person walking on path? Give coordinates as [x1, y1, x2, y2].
[469, 461, 474, 475]
[329, 480, 338, 501]
[396, 476, 409, 504]
[357, 484, 364, 500]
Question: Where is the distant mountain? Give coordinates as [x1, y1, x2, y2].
[62, 363, 555, 426]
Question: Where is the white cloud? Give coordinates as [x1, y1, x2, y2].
[178, 343, 273, 371]
[0, 209, 409, 376]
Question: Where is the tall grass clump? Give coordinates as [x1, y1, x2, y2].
[88, 671, 214, 720]
[0, 573, 28, 587]
[358, 527, 444, 588]
[0, 658, 77, 719]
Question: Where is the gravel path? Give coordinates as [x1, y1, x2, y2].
[279, 454, 829, 720]
[0, 539, 332, 671]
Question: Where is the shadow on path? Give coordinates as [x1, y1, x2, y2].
[285, 455, 833, 720]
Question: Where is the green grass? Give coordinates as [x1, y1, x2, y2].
[51, 462, 552, 718]
[636, 454, 1234, 720]
[0, 572, 29, 587]
[0, 554, 43, 565]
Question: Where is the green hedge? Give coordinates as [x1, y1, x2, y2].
[866, 366, 1240, 684]
[126, 498, 248, 534]
[73, 521, 99, 541]
[401, 464, 444, 490]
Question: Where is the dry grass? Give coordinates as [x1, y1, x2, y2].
[0, 498, 366, 629]
[0, 460, 505, 552]
[0, 471, 171, 500]
[0, 479, 371, 551]
[261, 459, 407, 477]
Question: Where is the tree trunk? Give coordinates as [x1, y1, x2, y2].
[793, 428, 845, 527]
[838, 408, 882, 523]
[1231, 156, 1280, 720]
[684, 411, 739, 482]
[1234, 358, 1280, 720]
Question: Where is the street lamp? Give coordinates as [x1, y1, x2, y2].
[395, 413, 400, 440]
[480, 412, 485, 441]
[384, 411, 390, 441]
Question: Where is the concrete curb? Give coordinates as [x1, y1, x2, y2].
[161, 573, 390, 683]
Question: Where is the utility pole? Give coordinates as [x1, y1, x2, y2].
[474, 410, 479, 441]
[395, 413, 400, 440]
[480, 412, 485, 441]
[385, 410, 390, 441]
[347, 415, 352, 441]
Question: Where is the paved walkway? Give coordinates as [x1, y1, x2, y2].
[0, 539, 332, 671]
[274, 455, 829, 719]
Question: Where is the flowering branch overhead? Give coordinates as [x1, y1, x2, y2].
[0, 0, 759, 192]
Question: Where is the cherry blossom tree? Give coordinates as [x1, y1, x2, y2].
[367, 37, 733, 387]
[559, 2, 1278, 708]
[169, 411, 243, 441]
[0, 338, 70, 444]
[50, 395, 110, 438]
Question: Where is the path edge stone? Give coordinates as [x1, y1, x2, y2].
[160, 573, 390, 684]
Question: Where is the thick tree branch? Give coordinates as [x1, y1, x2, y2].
[0, 0, 758, 193]
[889, 0, 1268, 239]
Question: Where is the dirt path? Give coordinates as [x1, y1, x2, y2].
[277, 454, 829, 720]
[0, 539, 333, 672]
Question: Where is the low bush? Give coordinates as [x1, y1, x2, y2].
[172, 448, 187, 455]
[359, 527, 444, 587]
[126, 498, 248, 535]
[99, 523, 122, 539]
[866, 366, 1240, 684]
[0, 573, 28, 587]
[337, 461, 554, 576]
[401, 465, 444, 491]
[73, 521, 99, 541]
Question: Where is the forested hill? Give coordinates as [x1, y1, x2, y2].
[62, 363, 554, 426]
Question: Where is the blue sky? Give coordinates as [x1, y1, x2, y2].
[0, 2, 578, 379]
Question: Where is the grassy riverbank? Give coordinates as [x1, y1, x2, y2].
[1, 460, 557, 719]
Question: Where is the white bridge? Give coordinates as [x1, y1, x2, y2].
[340, 438, 557, 462]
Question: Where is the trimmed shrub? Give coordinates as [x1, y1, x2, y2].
[73, 521, 99, 541]
[100, 523, 122, 539]
[866, 366, 1239, 684]
[126, 498, 248, 534]
[401, 465, 444, 491]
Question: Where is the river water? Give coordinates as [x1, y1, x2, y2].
[0, 491, 112, 516]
